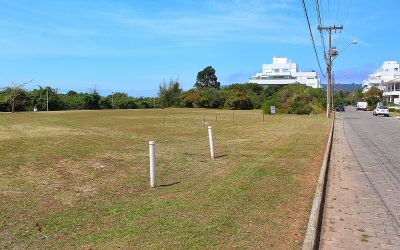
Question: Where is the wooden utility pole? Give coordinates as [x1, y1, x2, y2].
[318, 25, 343, 118]
[46, 89, 49, 112]
[332, 71, 335, 110]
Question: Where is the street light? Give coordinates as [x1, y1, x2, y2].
[332, 40, 358, 62]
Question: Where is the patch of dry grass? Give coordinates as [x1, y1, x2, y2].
[0, 109, 330, 249]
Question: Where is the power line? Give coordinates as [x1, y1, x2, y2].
[327, 0, 331, 25]
[315, 0, 326, 61]
[300, 0, 326, 77]
[334, 0, 352, 48]
[335, 0, 342, 23]
[342, 0, 353, 27]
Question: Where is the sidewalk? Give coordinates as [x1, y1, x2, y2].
[319, 113, 400, 249]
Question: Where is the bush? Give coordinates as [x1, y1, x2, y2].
[261, 84, 325, 115]
[224, 92, 253, 110]
[198, 88, 225, 108]
[181, 90, 200, 108]
[159, 79, 182, 108]
[261, 98, 277, 114]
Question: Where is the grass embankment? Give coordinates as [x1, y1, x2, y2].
[0, 109, 330, 249]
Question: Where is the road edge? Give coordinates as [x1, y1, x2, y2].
[302, 114, 335, 250]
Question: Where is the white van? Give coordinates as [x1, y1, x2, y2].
[356, 101, 368, 111]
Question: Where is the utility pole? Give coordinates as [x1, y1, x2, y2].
[332, 71, 335, 110]
[112, 92, 114, 110]
[318, 25, 343, 118]
[46, 90, 49, 112]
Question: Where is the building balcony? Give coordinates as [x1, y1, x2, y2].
[383, 90, 400, 96]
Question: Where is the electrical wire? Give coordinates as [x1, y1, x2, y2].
[342, 0, 353, 27]
[315, 1, 326, 52]
[334, 0, 353, 49]
[335, 0, 341, 23]
[300, 0, 326, 77]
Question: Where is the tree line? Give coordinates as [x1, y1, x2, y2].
[2, 65, 372, 114]
[0, 86, 155, 112]
[158, 66, 328, 114]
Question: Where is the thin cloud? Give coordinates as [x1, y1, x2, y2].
[0, 0, 310, 57]
[111, 0, 307, 46]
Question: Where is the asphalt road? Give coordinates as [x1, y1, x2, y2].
[320, 108, 400, 249]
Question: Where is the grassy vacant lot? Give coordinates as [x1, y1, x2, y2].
[0, 109, 330, 249]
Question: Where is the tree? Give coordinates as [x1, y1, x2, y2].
[0, 81, 31, 112]
[135, 97, 155, 109]
[194, 66, 220, 89]
[224, 92, 253, 110]
[158, 79, 182, 108]
[197, 88, 225, 108]
[107, 92, 137, 109]
[355, 88, 364, 102]
[333, 90, 348, 106]
[223, 83, 271, 109]
[60, 91, 86, 110]
[83, 89, 101, 109]
[364, 86, 383, 108]
[181, 89, 201, 108]
[30, 86, 62, 111]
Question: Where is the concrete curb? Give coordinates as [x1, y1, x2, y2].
[302, 114, 335, 250]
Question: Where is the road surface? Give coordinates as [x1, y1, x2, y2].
[320, 108, 400, 249]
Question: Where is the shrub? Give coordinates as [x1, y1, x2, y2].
[198, 88, 225, 108]
[159, 79, 182, 108]
[261, 84, 325, 115]
[261, 98, 277, 114]
[224, 92, 253, 110]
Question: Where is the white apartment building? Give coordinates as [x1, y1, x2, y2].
[249, 57, 321, 88]
[363, 61, 400, 104]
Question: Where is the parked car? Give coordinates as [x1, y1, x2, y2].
[336, 104, 345, 111]
[356, 101, 368, 111]
[373, 104, 389, 117]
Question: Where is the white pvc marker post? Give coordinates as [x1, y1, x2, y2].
[208, 126, 215, 159]
[149, 141, 156, 188]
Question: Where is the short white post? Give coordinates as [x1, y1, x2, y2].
[149, 141, 156, 187]
[208, 126, 215, 159]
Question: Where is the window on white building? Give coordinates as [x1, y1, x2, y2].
[274, 69, 280, 73]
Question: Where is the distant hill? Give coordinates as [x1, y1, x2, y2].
[321, 83, 362, 92]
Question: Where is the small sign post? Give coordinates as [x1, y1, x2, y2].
[270, 106, 276, 115]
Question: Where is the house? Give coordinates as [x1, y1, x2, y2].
[383, 77, 400, 104]
[249, 57, 321, 88]
[362, 60, 400, 104]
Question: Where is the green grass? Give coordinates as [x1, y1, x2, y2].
[0, 108, 330, 249]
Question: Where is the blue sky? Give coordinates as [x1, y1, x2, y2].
[0, 0, 399, 96]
